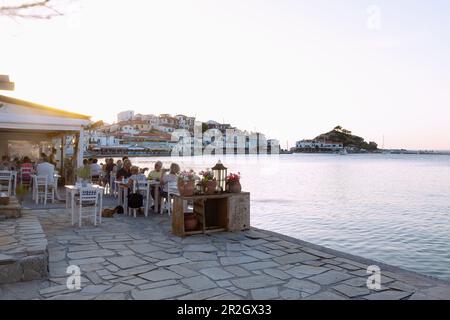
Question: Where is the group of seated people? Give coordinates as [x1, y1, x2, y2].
[79, 157, 184, 212]
[0, 154, 58, 186]
[76, 156, 181, 201]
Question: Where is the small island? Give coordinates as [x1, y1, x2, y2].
[293, 126, 378, 153]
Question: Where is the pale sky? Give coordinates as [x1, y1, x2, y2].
[1, 0, 450, 149]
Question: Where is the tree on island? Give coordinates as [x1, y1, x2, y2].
[316, 126, 378, 151]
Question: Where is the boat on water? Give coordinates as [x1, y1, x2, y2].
[339, 149, 348, 155]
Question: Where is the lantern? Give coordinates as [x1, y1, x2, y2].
[212, 160, 227, 192]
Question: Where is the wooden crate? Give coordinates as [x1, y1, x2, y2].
[172, 192, 250, 237]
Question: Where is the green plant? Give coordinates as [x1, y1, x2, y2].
[15, 184, 28, 197]
[199, 170, 215, 183]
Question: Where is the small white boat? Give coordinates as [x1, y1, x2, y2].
[339, 149, 348, 155]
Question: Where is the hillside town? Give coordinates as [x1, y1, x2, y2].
[78, 110, 280, 157]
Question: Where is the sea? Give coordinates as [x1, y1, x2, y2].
[115, 153, 450, 281]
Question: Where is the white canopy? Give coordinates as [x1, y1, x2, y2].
[0, 95, 91, 167]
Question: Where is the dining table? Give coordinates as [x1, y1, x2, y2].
[65, 184, 105, 225]
[115, 179, 160, 213]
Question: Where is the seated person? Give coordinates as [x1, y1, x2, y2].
[147, 161, 163, 181]
[20, 156, 34, 185]
[103, 158, 116, 185]
[36, 156, 55, 184]
[147, 161, 163, 208]
[90, 158, 102, 181]
[76, 159, 91, 181]
[0, 155, 10, 170]
[116, 159, 132, 180]
[126, 166, 147, 189]
[160, 163, 180, 198]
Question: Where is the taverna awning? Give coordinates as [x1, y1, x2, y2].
[0, 95, 91, 168]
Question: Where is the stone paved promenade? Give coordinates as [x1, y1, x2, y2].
[1, 208, 450, 300]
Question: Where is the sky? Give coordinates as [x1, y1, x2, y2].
[1, 0, 450, 150]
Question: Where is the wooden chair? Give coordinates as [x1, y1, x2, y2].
[0, 171, 12, 196]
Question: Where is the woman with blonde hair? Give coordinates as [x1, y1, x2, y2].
[160, 163, 180, 196]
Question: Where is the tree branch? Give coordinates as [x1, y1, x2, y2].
[0, 0, 64, 19]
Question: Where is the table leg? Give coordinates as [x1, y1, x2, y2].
[154, 186, 159, 213]
[99, 192, 103, 224]
[117, 186, 122, 205]
[54, 178, 61, 201]
[124, 188, 128, 215]
[71, 191, 75, 226]
[66, 189, 69, 209]
[13, 174, 17, 195]
[144, 186, 149, 217]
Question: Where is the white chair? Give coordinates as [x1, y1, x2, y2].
[33, 176, 55, 205]
[160, 181, 179, 216]
[75, 187, 99, 227]
[128, 180, 150, 218]
[0, 171, 12, 196]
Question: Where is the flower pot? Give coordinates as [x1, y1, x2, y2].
[227, 181, 242, 193]
[205, 180, 217, 194]
[178, 180, 195, 197]
[184, 213, 198, 231]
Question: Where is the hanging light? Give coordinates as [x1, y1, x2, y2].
[212, 160, 227, 192]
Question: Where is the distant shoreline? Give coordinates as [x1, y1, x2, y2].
[85, 151, 450, 159]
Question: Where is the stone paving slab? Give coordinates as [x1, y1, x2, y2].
[0, 213, 49, 284]
[1, 208, 450, 300]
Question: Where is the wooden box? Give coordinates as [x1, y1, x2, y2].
[172, 192, 250, 237]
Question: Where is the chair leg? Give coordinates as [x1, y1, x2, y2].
[167, 195, 171, 216]
[94, 205, 97, 226]
[145, 199, 149, 218]
[79, 203, 82, 227]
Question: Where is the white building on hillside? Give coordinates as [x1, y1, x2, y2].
[176, 114, 196, 130]
[117, 110, 134, 122]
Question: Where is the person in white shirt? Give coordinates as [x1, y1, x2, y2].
[36, 156, 63, 200]
[90, 159, 102, 178]
[160, 163, 180, 194]
[36, 156, 55, 184]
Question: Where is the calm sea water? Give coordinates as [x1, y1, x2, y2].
[127, 154, 450, 281]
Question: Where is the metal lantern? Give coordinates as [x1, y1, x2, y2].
[212, 160, 227, 192]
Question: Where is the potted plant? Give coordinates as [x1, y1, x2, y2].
[199, 169, 217, 194]
[226, 172, 242, 193]
[15, 184, 28, 204]
[184, 212, 198, 231]
[178, 170, 196, 197]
